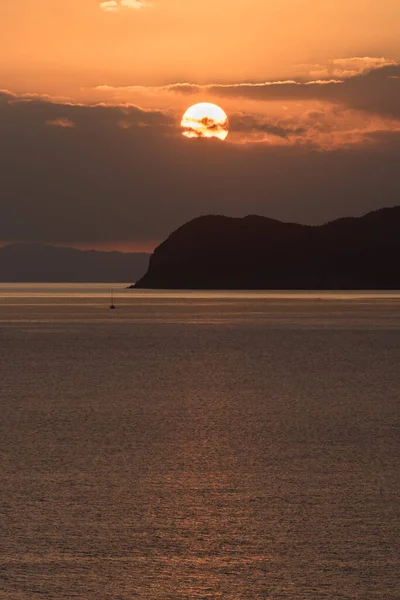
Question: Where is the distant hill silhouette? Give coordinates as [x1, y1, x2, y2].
[0, 244, 149, 282]
[133, 207, 400, 289]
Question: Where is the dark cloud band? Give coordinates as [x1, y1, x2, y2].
[0, 88, 399, 246]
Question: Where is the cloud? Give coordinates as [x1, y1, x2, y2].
[100, 0, 150, 12]
[4, 88, 397, 152]
[205, 63, 400, 119]
[229, 113, 306, 141]
[94, 83, 202, 98]
[330, 56, 397, 78]
[91, 63, 400, 148]
[226, 106, 400, 150]
[45, 118, 75, 128]
[1, 89, 400, 249]
[1, 90, 171, 131]
[182, 116, 229, 140]
[94, 61, 400, 120]
[307, 57, 397, 80]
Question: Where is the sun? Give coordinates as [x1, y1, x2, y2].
[181, 103, 229, 140]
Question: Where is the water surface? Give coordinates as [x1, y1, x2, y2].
[1, 285, 399, 599]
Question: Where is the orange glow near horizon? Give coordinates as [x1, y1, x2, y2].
[69, 241, 159, 253]
[0, 240, 158, 254]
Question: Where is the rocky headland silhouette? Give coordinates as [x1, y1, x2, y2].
[133, 206, 400, 289]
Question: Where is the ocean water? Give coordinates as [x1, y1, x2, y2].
[0, 284, 399, 600]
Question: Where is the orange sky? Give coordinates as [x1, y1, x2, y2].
[1, 0, 400, 98]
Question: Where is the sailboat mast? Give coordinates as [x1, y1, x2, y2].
[110, 287, 115, 309]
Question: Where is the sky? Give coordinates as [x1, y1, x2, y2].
[1, 0, 400, 251]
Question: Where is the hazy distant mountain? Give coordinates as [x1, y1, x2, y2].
[0, 244, 150, 283]
[133, 206, 400, 289]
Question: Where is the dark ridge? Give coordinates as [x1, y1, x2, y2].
[133, 206, 400, 289]
[0, 243, 150, 283]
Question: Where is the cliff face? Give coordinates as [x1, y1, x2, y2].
[133, 207, 400, 289]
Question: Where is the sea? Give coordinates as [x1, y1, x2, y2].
[0, 284, 399, 600]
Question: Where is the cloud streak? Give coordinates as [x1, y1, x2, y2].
[96, 61, 400, 120]
[45, 118, 75, 128]
[200, 64, 400, 119]
[307, 56, 397, 80]
[4, 88, 398, 150]
[100, 0, 150, 12]
[1, 90, 171, 131]
[91, 60, 400, 148]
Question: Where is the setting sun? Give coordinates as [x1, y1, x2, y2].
[181, 103, 229, 140]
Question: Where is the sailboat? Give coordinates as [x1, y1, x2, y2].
[109, 288, 116, 309]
